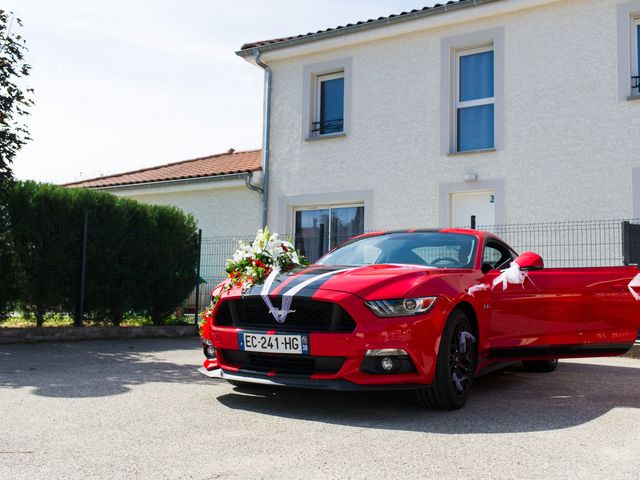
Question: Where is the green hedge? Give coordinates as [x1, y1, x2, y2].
[1, 181, 199, 326]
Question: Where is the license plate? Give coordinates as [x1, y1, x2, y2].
[238, 332, 309, 355]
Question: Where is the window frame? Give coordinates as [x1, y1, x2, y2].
[632, 17, 640, 95]
[482, 238, 517, 272]
[453, 44, 495, 153]
[617, 2, 640, 100]
[313, 71, 345, 137]
[440, 27, 504, 155]
[293, 203, 364, 251]
[301, 57, 352, 141]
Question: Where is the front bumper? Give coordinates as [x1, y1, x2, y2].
[197, 366, 425, 391]
[201, 290, 449, 388]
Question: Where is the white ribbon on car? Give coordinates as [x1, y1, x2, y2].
[491, 261, 532, 291]
[260, 267, 357, 324]
[467, 283, 490, 297]
[629, 273, 640, 301]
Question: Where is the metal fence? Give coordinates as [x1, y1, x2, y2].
[476, 219, 640, 268]
[191, 218, 640, 309]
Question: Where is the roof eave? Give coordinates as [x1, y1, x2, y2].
[85, 169, 261, 191]
[235, 0, 501, 58]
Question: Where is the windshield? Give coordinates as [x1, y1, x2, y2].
[317, 232, 477, 268]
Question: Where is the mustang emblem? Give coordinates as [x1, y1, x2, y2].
[269, 308, 296, 323]
[260, 266, 358, 324]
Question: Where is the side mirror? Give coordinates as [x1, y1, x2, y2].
[514, 251, 544, 271]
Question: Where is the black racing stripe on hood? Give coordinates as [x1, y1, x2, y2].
[241, 265, 354, 297]
[269, 265, 353, 296]
[241, 270, 297, 296]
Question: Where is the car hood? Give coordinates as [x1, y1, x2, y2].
[233, 264, 469, 300]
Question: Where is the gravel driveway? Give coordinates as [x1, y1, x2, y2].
[1, 338, 639, 479]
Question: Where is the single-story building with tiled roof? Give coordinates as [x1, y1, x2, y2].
[65, 148, 263, 237]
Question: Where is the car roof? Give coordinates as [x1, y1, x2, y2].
[349, 228, 491, 241]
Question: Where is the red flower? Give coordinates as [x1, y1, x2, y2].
[254, 259, 265, 269]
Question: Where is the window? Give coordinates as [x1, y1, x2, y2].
[632, 18, 640, 95]
[317, 232, 477, 269]
[294, 205, 364, 262]
[440, 28, 503, 154]
[455, 46, 495, 152]
[617, 3, 640, 100]
[302, 58, 351, 140]
[482, 240, 516, 273]
[634, 167, 640, 218]
[313, 72, 344, 135]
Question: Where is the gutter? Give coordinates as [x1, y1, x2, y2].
[90, 171, 262, 192]
[236, 0, 502, 58]
[254, 50, 272, 229]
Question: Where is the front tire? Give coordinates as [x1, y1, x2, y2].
[522, 358, 558, 372]
[416, 308, 477, 410]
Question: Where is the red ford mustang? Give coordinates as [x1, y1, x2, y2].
[199, 229, 640, 409]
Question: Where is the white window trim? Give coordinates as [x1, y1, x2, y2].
[313, 71, 345, 137]
[440, 27, 504, 155]
[302, 58, 352, 142]
[617, 2, 640, 101]
[293, 203, 364, 249]
[453, 44, 495, 153]
[632, 18, 640, 92]
[277, 190, 373, 234]
[633, 167, 640, 218]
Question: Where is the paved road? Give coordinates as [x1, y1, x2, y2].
[1, 338, 639, 480]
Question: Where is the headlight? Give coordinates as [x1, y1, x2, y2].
[365, 297, 437, 317]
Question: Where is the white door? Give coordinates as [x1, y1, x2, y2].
[450, 190, 496, 227]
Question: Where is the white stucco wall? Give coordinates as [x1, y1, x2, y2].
[106, 181, 261, 237]
[264, 0, 640, 230]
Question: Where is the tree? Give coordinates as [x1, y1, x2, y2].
[0, 11, 33, 182]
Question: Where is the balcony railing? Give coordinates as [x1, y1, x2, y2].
[311, 118, 343, 135]
[632, 75, 640, 95]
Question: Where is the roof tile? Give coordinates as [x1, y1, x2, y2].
[65, 149, 262, 189]
[240, 2, 467, 50]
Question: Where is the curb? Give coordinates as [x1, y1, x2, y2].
[0, 325, 198, 344]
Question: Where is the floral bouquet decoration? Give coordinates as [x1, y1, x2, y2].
[200, 227, 307, 334]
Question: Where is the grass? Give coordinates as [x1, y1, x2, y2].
[0, 312, 195, 328]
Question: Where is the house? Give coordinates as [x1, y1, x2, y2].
[65, 148, 263, 236]
[236, 0, 640, 260]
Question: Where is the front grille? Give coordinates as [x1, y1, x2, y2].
[220, 349, 345, 375]
[215, 296, 356, 332]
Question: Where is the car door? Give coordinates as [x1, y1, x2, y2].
[484, 239, 639, 358]
[481, 239, 540, 350]
[510, 266, 639, 355]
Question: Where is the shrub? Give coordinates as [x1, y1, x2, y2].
[0, 182, 21, 320]
[3, 181, 199, 326]
[143, 205, 199, 325]
[5, 181, 81, 326]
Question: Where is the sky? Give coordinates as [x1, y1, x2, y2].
[4, 0, 436, 184]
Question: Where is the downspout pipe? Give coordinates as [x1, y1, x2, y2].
[254, 49, 271, 229]
[244, 171, 263, 194]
